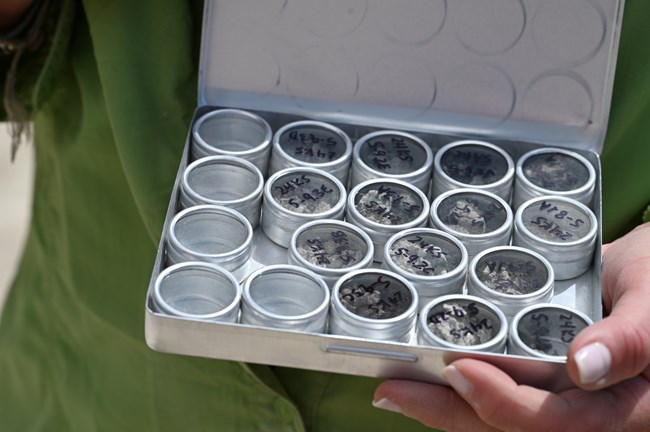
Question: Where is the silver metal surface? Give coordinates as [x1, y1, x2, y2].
[288, 219, 374, 288]
[513, 196, 598, 280]
[330, 269, 419, 343]
[269, 120, 352, 185]
[429, 188, 513, 259]
[382, 228, 468, 309]
[241, 264, 330, 333]
[180, 156, 264, 228]
[432, 140, 515, 202]
[347, 179, 430, 262]
[262, 167, 347, 248]
[350, 130, 433, 194]
[417, 294, 508, 354]
[467, 246, 555, 319]
[513, 148, 597, 209]
[165, 204, 253, 281]
[192, 108, 272, 175]
[153, 261, 241, 323]
[508, 303, 594, 360]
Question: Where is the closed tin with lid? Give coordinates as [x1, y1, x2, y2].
[269, 120, 353, 185]
[513, 196, 598, 280]
[180, 155, 264, 228]
[346, 179, 430, 262]
[513, 148, 596, 209]
[382, 228, 468, 309]
[350, 130, 433, 194]
[288, 219, 374, 288]
[432, 140, 514, 202]
[330, 269, 419, 342]
[262, 167, 347, 248]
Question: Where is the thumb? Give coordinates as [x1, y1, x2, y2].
[567, 223, 650, 389]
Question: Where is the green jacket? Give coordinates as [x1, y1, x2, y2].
[1, 1, 648, 431]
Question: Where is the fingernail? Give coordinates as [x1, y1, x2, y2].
[575, 342, 612, 385]
[372, 398, 403, 414]
[443, 365, 472, 397]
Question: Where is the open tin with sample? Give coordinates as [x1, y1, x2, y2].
[145, 0, 624, 392]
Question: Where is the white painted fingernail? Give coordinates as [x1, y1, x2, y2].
[443, 365, 472, 397]
[372, 398, 403, 414]
[575, 342, 612, 385]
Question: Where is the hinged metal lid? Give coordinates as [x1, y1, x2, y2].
[199, 0, 624, 154]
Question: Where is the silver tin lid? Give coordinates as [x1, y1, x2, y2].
[382, 228, 468, 308]
[269, 120, 353, 184]
[429, 188, 513, 259]
[346, 179, 430, 262]
[262, 167, 347, 248]
[191, 108, 272, 176]
[467, 246, 554, 318]
[432, 140, 514, 202]
[513, 195, 598, 280]
[241, 264, 330, 333]
[153, 261, 241, 323]
[180, 155, 264, 228]
[288, 219, 374, 288]
[330, 269, 419, 343]
[165, 204, 253, 281]
[350, 130, 433, 193]
[509, 303, 594, 360]
[513, 147, 597, 209]
[417, 294, 508, 353]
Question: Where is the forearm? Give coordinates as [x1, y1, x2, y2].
[0, 0, 34, 33]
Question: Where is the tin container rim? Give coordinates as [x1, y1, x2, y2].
[383, 228, 469, 282]
[154, 261, 242, 320]
[470, 246, 555, 300]
[272, 120, 353, 169]
[430, 188, 513, 239]
[168, 204, 253, 259]
[434, 140, 515, 190]
[515, 195, 599, 248]
[515, 147, 597, 197]
[418, 294, 509, 351]
[353, 130, 434, 180]
[192, 108, 272, 157]
[243, 264, 330, 321]
[509, 302, 594, 360]
[347, 178, 430, 230]
[331, 268, 419, 325]
[289, 219, 375, 277]
[264, 167, 347, 216]
[182, 155, 264, 206]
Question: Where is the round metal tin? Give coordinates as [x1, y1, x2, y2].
[467, 246, 554, 318]
[288, 219, 374, 288]
[153, 261, 241, 323]
[269, 120, 353, 185]
[509, 303, 593, 360]
[165, 204, 253, 281]
[241, 264, 330, 333]
[429, 188, 513, 259]
[180, 155, 264, 228]
[191, 108, 273, 176]
[346, 179, 430, 262]
[350, 130, 433, 194]
[513, 196, 598, 280]
[382, 228, 468, 309]
[417, 294, 508, 353]
[262, 167, 347, 248]
[432, 140, 515, 202]
[513, 148, 596, 209]
[330, 269, 419, 342]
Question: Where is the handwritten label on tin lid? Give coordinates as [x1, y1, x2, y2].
[296, 227, 368, 269]
[272, 173, 339, 214]
[440, 144, 509, 185]
[476, 252, 548, 295]
[517, 307, 590, 356]
[339, 274, 412, 319]
[522, 199, 592, 242]
[427, 300, 499, 346]
[354, 184, 423, 226]
[359, 134, 428, 174]
[280, 125, 347, 163]
[437, 193, 507, 235]
[390, 234, 462, 276]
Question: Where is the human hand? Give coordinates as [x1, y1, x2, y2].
[373, 222, 650, 431]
